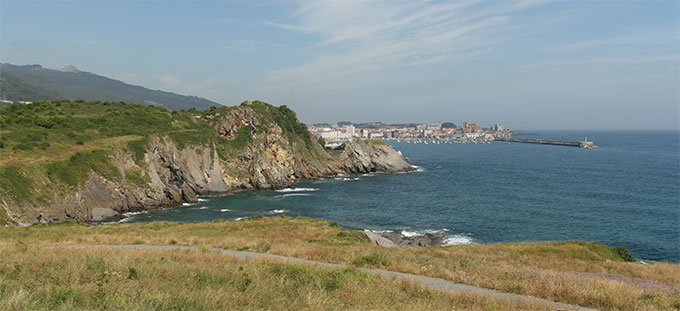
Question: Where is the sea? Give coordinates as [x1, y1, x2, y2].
[124, 130, 680, 262]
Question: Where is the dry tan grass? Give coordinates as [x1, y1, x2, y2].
[0, 243, 554, 310]
[1, 216, 678, 310]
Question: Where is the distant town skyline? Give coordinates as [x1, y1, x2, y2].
[2, 0, 678, 130]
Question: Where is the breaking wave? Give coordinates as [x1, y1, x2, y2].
[276, 193, 311, 198]
[275, 188, 319, 193]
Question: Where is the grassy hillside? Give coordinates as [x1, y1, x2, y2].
[0, 217, 677, 310]
[0, 244, 554, 311]
[0, 100, 317, 212]
[0, 64, 219, 110]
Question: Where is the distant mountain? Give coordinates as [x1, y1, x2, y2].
[0, 63, 220, 110]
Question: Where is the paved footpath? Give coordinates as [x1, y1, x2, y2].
[64, 244, 598, 311]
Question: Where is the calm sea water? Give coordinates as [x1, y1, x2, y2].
[126, 130, 680, 262]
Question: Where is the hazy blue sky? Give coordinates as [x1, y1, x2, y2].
[1, 0, 678, 129]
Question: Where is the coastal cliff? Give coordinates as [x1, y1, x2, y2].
[0, 100, 412, 225]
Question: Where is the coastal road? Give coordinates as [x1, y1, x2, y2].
[60, 244, 598, 311]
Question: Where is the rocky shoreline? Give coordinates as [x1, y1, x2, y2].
[364, 231, 448, 247]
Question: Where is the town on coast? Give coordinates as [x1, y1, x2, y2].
[309, 121, 596, 148]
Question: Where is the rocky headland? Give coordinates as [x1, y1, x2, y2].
[0, 100, 413, 225]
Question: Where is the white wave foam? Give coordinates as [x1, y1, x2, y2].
[444, 234, 474, 245]
[198, 198, 209, 202]
[118, 218, 132, 223]
[270, 209, 286, 214]
[424, 228, 450, 234]
[401, 230, 419, 237]
[278, 193, 311, 198]
[122, 211, 147, 217]
[364, 229, 394, 233]
[220, 209, 231, 212]
[411, 165, 425, 172]
[335, 177, 360, 181]
[233, 217, 245, 221]
[182, 203, 194, 207]
[191, 206, 209, 210]
[275, 188, 319, 193]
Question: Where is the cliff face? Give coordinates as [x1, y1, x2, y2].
[0, 103, 412, 225]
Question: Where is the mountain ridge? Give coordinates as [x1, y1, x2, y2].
[0, 63, 220, 110]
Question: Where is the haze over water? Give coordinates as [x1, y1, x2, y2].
[127, 130, 680, 262]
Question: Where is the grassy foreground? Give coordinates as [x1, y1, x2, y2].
[1, 216, 678, 310]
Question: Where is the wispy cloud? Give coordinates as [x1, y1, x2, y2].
[264, 0, 548, 83]
[524, 54, 680, 75]
[552, 29, 679, 52]
[158, 74, 180, 85]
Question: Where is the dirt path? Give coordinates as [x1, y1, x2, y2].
[63, 244, 598, 311]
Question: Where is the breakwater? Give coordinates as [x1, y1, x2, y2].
[498, 137, 596, 148]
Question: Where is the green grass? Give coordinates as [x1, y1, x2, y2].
[126, 137, 149, 164]
[46, 149, 120, 187]
[352, 252, 392, 268]
[0, 166, 34, 202]
[0, 101, 216, 159]
[124, 170, 151, 189]
[217, 125, 252, 157]
[367, 138, 389, 146]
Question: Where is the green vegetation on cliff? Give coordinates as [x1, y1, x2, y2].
[244, 100, 314, 147]
[0, 100, 321, 209]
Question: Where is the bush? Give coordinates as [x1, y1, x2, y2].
[352, 252, 391, 267]
[612, 246, 636, 262]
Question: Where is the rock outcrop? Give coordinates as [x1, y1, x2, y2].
[366, 231, 447, 247]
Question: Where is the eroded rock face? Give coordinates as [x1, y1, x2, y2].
[1, 108, 414, 225]
[337, 138, 413, 174]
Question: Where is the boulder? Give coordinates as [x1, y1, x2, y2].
[91, 208, 122, 222]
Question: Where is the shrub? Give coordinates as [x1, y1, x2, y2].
[352, 252, 391, 267]
[127, 267, 138, 279]
[613, 246, 636, 262]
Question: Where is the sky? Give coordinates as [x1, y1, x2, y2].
[1, 0, 678, 130]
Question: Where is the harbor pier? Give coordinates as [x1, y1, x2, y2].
[498, 137, 596, 148]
